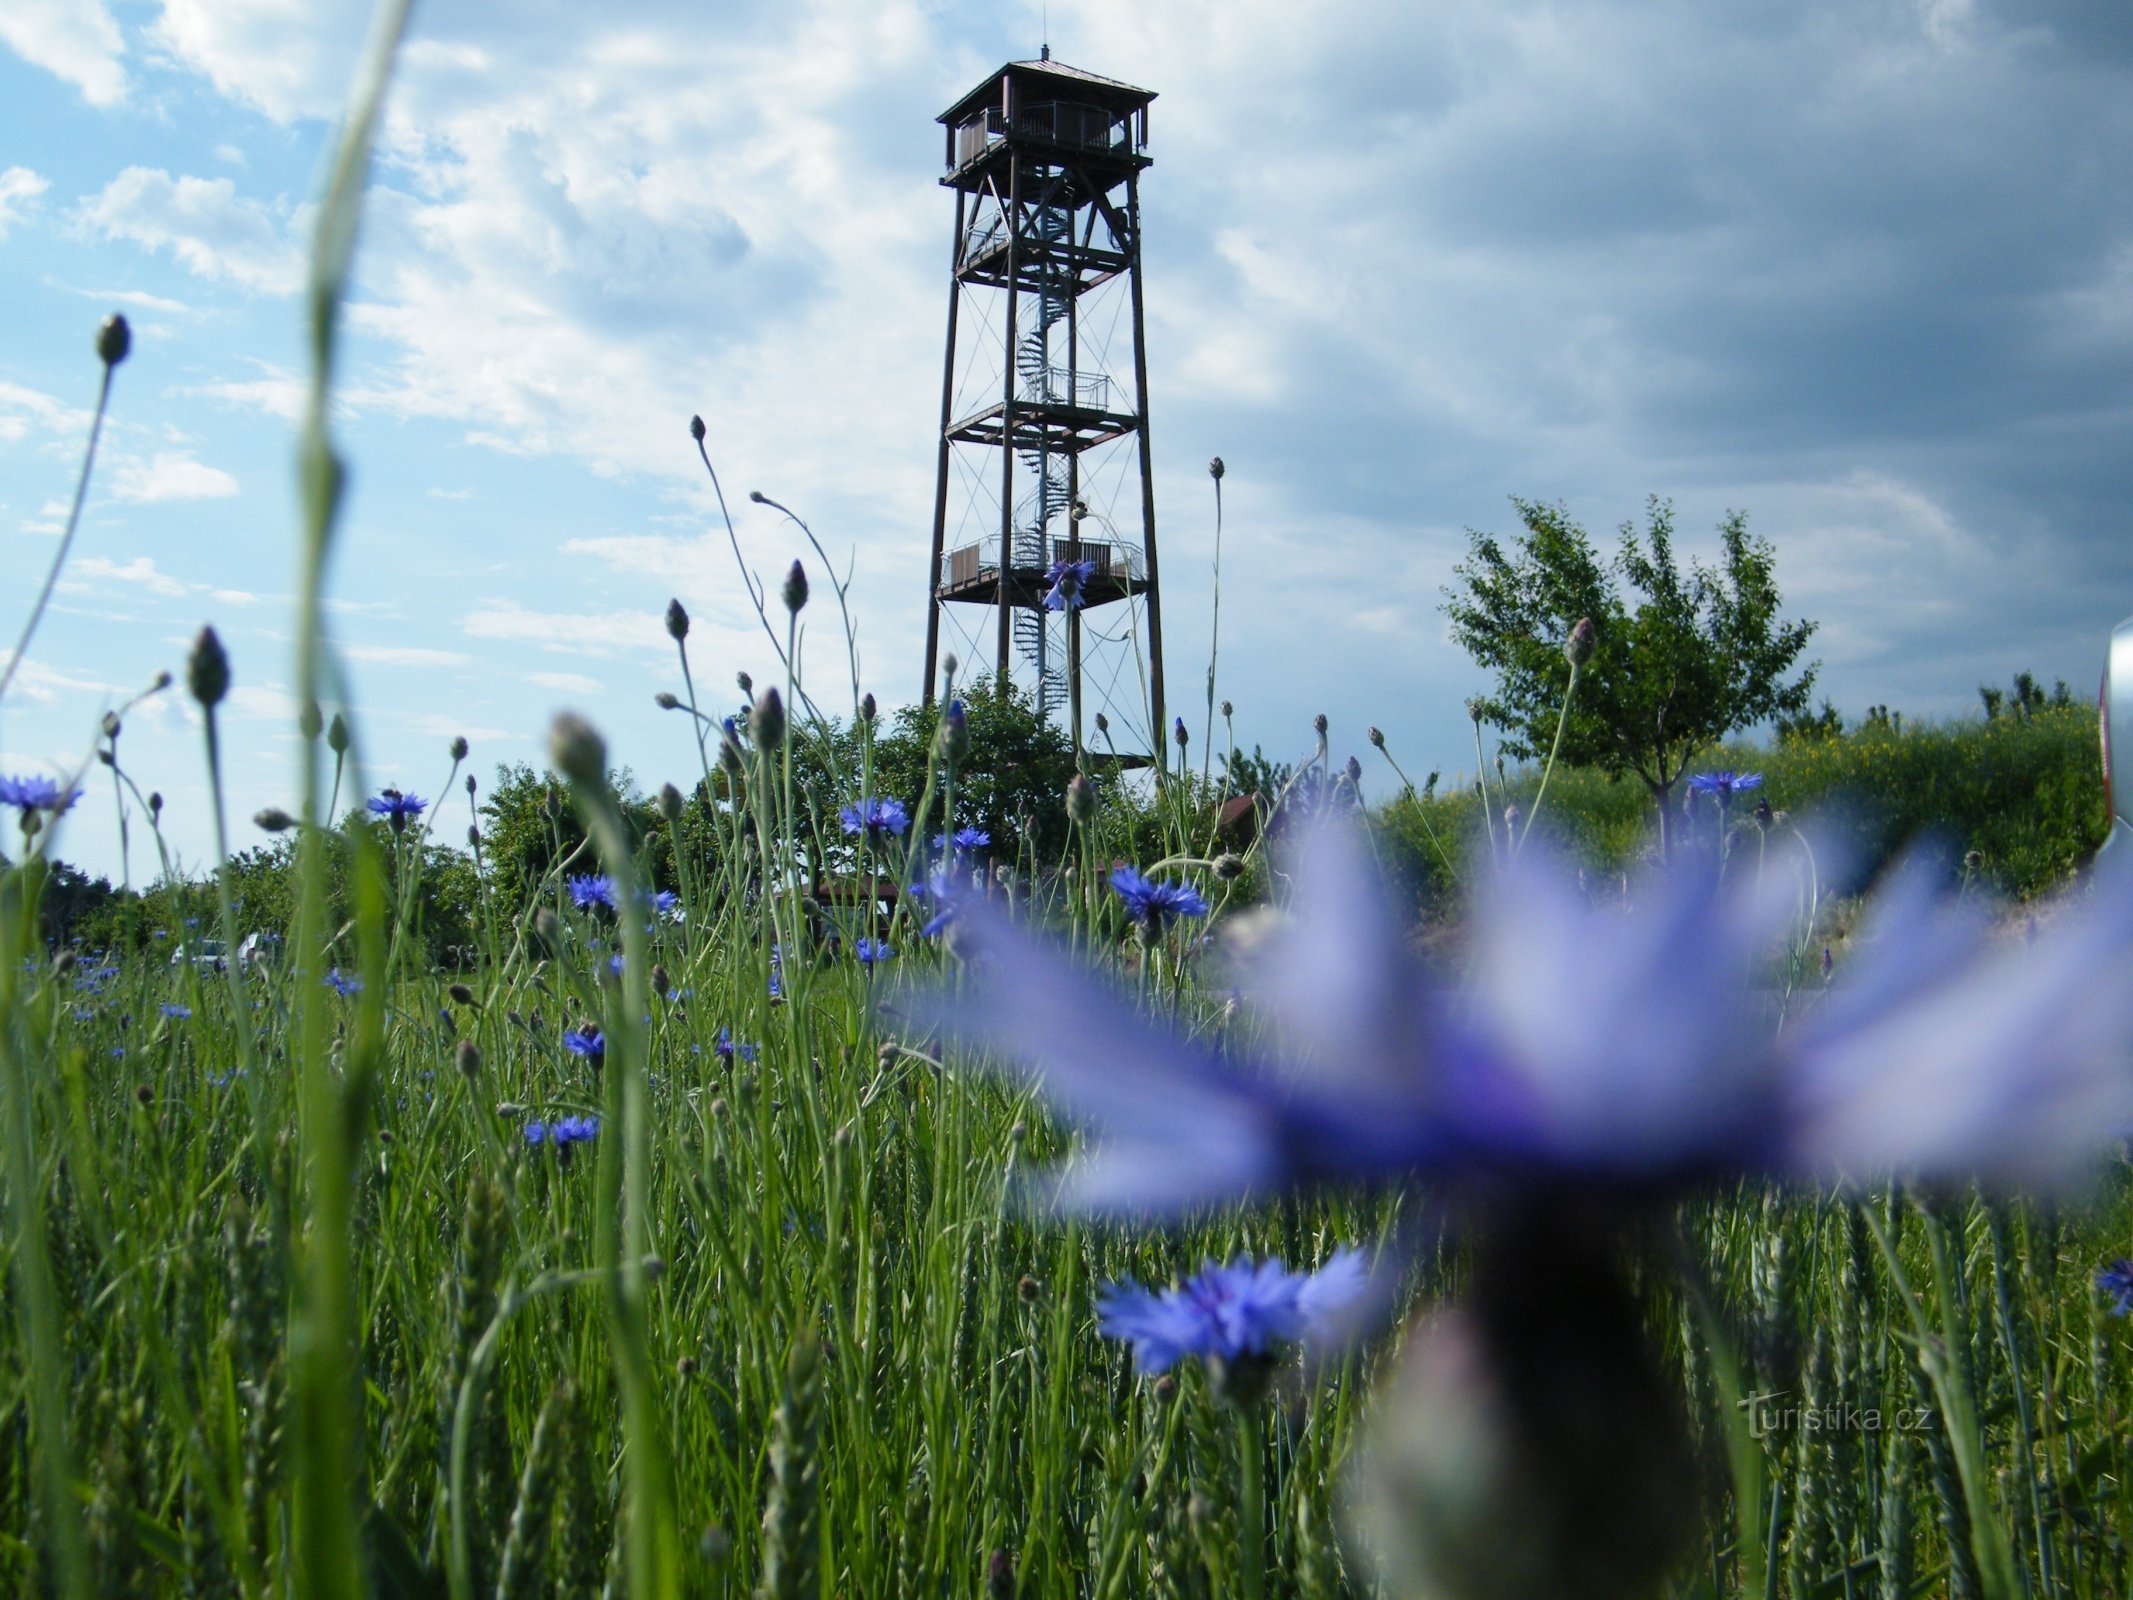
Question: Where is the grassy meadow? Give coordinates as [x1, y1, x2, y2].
[7, 12, 2133, 1598]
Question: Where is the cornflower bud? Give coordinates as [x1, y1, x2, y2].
[449, 735, 468, 761]
[1346, 756, 1363, 784]
[1208, 456, 1225, 481]
[101, 710, 121, 741]
[937, 697, 969, 764]
[254, 807, 295, 833]
[782, 559, 809, 613]
[149, 792, 163, 817]
[1066, 773, 1096, 824]
[447, 983, 476, 1006]
[1173, 716, 1188, 749]
[688, 415, 706, 443]
[549, 712, 607, 788]
[467, 825, 481, 849]
[1212, 852, 1244, 881]
[186, 625, 230, 709]
[299, 699, 323, 741]
[1219, 699, 1233, 718]
[1368, 726, 1385, 748]
[465, 772, 477, 796]
[751, 688, 786, 752]
[1565, 616, 1597, 669]
[736, 670, 753, 696]
[454, 1038, 481, 1078]
[658, 782, 684, 822]
[1094, 711, 1109, 735]
[655, 691, 681, 710]
[859, 692, 877, 724]
[1466, 698, 1484, 725]
[1313, 712, 1328, 737]
[665, 598, 690, 640]
[97, 313, 131, 367]
[327, 713, 351, 755]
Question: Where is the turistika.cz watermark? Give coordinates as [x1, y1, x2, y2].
[1738, 1390, 1935, 1439]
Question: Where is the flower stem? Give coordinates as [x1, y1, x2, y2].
[1236, 1408, 1267, 1600]
[0, 356, 117, 703]
[1515, 663, 1579, 856]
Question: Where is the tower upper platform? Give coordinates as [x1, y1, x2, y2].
[938, 57, 1155, 192]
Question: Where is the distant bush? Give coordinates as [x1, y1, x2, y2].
[1375, 703, 2106, 909]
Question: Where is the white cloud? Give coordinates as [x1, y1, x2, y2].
[527, 670, 602, 694]
[55, 283, 196, 315]
[0, 168, 50, 239]
[80, 168, 303, 295]
[110, 449, 240, 503]
[4, 657, 125, 704]
[186, 371, 306, 420]
[210, 588, 264, 604]
[69, 555, 189, 596]
[0, 0, 125, 107]
[0, 379, 89, 441]
[345, 644, 472, 668]
[460, 599, 667, 656]
[147, 0, 371, 124]
[226, 682, 296, 722]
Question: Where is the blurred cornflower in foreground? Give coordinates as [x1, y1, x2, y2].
[906, 821, 2133, 1600]
[2099, 1259, 2133, 1316]
[1100, 1251, 1368, 1378]
[841, 798, 910, 842]
[920, 825, 2133, 1215]
[323, 968, 362, 997]
[562, 1027, 604, 1063]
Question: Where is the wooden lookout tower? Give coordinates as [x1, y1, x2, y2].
[921, 52, 1167, 768]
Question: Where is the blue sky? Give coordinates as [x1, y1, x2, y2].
[4, 0, 2131, 884]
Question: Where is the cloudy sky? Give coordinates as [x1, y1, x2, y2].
[3, 0, 2130, 883]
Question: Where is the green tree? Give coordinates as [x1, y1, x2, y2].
[871, 676, 1081, 860]
[1444, 497, 1817, 854]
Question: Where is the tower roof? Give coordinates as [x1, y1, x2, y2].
[937, 58, 1157, 126]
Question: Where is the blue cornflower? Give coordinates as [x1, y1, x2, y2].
[366, 790, 429, 827]
[324, 967, 362, 996]
[562, 1027, 605, 1062]
[647, 888, 680, 916]
[1109, 866, 1208, 930]
[159, 1002, 191, 1020]
[529, 1114, 599, 1149]
[2101, 1260, 2133, 1316]
[1686, 771, 1762, 802]
[568, 874, 617, 911]
[932, 826, 991, 855]
[716, 1026, 760, 1064]
[907, 823, 2133, 1217]
[910, 870, 960, 937]
[0, 773, 82, 817]
[855, 937, 895, 967]
[840, 798, 910, 842]
[1099, 1252, 1368, 1374]
[1042, 557, 1098, 612]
